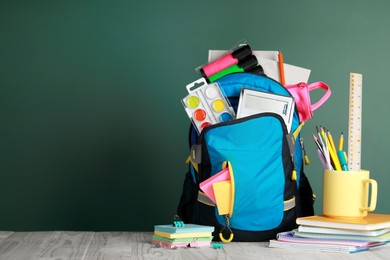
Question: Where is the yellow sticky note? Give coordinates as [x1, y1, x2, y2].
[212, 180, 232, 215]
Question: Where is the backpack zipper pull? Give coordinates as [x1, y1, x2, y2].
[286, 133, 297, 180]
[300, 137, 310, 165]
[219, 215, 234, 243]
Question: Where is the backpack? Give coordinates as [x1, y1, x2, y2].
[177, 72, 315, 242]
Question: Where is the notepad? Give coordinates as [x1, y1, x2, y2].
[236, 88, 295, 132]
[154, 230, 213, 239]
[212, 180, 232, 215]
[154, 224, 214, 234]
[152, 234, 213, 249]
[199, 167, 230, 204]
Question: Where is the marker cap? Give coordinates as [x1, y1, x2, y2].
[237, 55, 258, 70]
[232, 44, 252, 60]
[248, 65, 264, 76]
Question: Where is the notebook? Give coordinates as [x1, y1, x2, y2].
[298, 225, 390, 237]
[293, 229, 390, 243]
[269, 239, 369, 253]
[296, 214, 390, 231]
[277, 231, 381, 247]
[154, 224, 214, 234]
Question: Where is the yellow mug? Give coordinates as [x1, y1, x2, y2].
[322, 169, 377, 219]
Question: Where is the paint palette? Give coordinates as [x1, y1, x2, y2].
[182, 78, 235, 134]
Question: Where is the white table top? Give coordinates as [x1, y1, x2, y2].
[1, 231, 389, 259]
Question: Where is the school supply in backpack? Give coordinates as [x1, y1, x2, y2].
[208, 49, 311, 85]
[236, 88, 295, 132]
[199, 44, 252, 78]
[182, 79, 235, 134]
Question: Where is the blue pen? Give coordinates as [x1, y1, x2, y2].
[337, 150, 349, 171]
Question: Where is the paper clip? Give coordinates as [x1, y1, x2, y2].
[212, 243, 224, 249]
[172, 215, 185, 228]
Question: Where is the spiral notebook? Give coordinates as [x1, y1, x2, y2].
[293, 229, 390, 243]
[269, 231, 382, 253]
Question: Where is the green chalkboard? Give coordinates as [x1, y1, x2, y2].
[1, 0, 390, 231]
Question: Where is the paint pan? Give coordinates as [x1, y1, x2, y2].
[182, 78, 235, 134]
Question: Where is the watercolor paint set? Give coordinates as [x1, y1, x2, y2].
[182, 78, 235, 134]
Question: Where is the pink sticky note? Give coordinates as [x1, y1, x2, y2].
[199, 168, 230, 204]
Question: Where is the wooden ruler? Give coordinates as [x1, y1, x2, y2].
[347, 73, 363, 171]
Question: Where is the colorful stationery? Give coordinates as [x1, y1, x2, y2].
[280, 231, 381, 247]
[298, 225, 390, 237]
[296, 214, 390, 231]
[348, 73, 363, 171]
[199, 167, 231, 204]
[212, 180, 232, 215]
[182, 79, 235, 134]
[313, 126, 351, 171]
[278, 50, 285, 85]
[208, 50, 311, 84]
[152, 234, 213, 249]
[154, 224, 215, 234]
[153, 223, 214, 248]
[269, 231, 379, 253]
[269, 239, 369, 253]
[293, 229, 390, 243]
[154, 230, 212, 239]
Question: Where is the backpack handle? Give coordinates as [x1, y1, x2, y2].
[308, 82, 331, 111]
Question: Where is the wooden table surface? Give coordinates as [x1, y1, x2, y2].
[0, 231, 389, 259]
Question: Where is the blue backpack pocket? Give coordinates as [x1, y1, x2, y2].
[200, 112, 296, 231]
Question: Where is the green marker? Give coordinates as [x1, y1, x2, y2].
[208, 55, 259, 82]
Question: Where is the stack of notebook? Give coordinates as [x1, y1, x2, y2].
[152, 224, 214, 249]
[269, 214, 390, 253]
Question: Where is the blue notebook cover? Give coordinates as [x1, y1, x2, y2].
[154, 224, 214, 234]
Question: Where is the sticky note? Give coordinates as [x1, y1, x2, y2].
[213, 180, 232, 215]
[199, 168, 230, 204]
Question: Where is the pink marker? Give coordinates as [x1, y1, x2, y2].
[200, 44, 252, 78]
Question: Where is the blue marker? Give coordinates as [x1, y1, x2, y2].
[337, 150, 349, 171]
